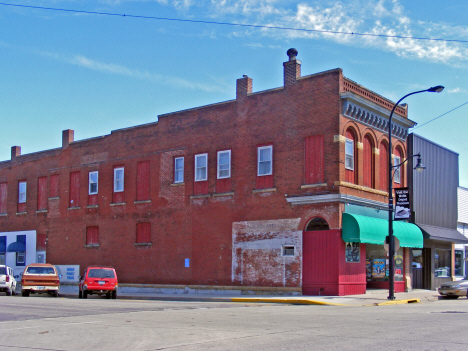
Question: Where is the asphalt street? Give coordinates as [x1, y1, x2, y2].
[1, 295, 468, 351]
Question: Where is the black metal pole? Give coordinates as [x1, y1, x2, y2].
[387, 88, 438, 300]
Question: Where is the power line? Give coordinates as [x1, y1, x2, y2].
[1, 1, 468, 44]
[411, 101, 468, 130]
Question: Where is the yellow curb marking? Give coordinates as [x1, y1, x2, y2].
[374, 298, 421, 306]
[231, 298, 346, 306]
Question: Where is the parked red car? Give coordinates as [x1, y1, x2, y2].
[79, 266, 118, 299]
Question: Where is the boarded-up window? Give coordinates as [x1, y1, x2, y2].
[379, 142, 389, 192]
[363, 136, 374, 188]
[37, 177, 48, 211]
[305, 135, 324, 184]
[50, 174, 59, 198]
[69, 171, 80, 208]
[0, 183, 7, 214]
[86, 226, 99, 246]
[136, 161, 150, 201]
[136, 222, 151, 243]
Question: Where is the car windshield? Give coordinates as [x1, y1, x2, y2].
[26, 267, 56, 274]
[0, 267, 6, 275]
[88, 269, 115, 278]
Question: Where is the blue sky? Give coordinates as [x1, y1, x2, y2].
[1, 0, 468, 186]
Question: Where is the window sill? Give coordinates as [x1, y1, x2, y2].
[134, 243, 152, 247]
[252, 188, 276, 193]
[301, 183, 327, 189]
[0, 213, 7, 217]
[171, 182, 185, 186]
[190, 194, 210, 199]
[68, 207, 81, 210]
[36, 210, 48, 213]
[213, 192, 234, 197]
[85, 244, 100, 248]
[86, 205, 99, 209]
[110, 202, 126, 206]
[134, 200, 151, 204]
[48, 197, 60, 200]
[16, 212, 27, 215]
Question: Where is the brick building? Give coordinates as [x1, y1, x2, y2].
[0, 49, 424, 295]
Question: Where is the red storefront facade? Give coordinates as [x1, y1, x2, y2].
[0, 49, 420, 295]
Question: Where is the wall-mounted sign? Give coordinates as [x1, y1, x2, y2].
[395, 187, 411, 220]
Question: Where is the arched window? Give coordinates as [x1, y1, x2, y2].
[305, 217, 330, 231]
[379, 141, 389, 192]
[363, 135, 374, 188]
[393, 147, 404, 188]
[345, 130, 357, 184]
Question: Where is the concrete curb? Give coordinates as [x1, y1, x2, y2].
[230, 298, 346, 306]
[374, 298, 421, 306]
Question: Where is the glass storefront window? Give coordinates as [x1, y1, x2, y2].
[454, 250, 463, 277]
[434, 248, 451, 278]
[366, 244, 404, 282]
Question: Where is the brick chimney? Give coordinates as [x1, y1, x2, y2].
[11, 146, 21, 160]
[283, 48, 301, 87]
[236, 75, 253, 100]
[62, 129, 74, 149]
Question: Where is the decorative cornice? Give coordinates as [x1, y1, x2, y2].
[341, 92, 417, 141]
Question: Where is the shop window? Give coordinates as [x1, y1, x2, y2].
[305, 217, 329, 231]
[345, 242, 360, 263]
[435, 248, 451, 277]
[455, 250, 463, 277]
[366, 244, 403, 282]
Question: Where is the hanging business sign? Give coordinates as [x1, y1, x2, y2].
[395, 187, 411, 220]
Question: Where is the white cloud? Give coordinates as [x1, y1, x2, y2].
[42, 51, 225, 92]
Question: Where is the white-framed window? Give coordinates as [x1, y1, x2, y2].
[257, 146, 273, 176]
[89, 171, 98, 195]
[345, 138, 354, 170]
[217, 150, 231, 179]
[394, 156, 401, 184]
[195, 154, 208, 182]
[17, 251, 25, 265]
[114, 167, 124, 192]
[18, 181, 27, 203]
[282, 245, 295, 257]
[174, 157, 184, 183]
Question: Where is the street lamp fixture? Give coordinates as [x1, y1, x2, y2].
[387, 85, 444, 300]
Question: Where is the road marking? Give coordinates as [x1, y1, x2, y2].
[3, 321, 101, 331]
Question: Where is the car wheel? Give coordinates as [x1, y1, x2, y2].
[83, 290, 88, 299]
[79, 290, 83, 299]
[447, 295, 459, 299]
[112, 291, 117, 300]
[22, 290, 30, 297]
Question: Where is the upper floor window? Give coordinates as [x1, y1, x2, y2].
[345, 138, 354, 170]
[394, 155, 401, 184]
[89, 171, 98, 195]
[174, 157, 184, 183]
[195, 154, 208, 182]
[217, 150, 231, 179]
[18, 181, 27, 203]
[257, 146, 273, 176]
[114, 167, 124, 192]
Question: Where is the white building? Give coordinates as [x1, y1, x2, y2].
[0, 230, 39, 277]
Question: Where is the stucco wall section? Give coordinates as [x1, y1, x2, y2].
[232, 218, 302, 287]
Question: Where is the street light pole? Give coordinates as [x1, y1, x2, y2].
[387, 85, 444, 300]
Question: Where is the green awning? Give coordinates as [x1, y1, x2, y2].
[342, 213, 423, 248]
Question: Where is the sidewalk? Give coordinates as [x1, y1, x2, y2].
[57, 285, 443, 306]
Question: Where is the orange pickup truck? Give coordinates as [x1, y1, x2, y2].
[21, 263, 60, 297]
